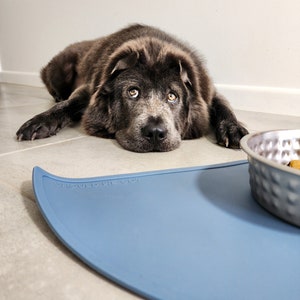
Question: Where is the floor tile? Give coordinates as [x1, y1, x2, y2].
[1, 83, 300, 300]
[0, 83, 51, 108]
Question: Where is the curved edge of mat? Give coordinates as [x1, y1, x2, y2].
[32, 160, 248, 299]
[33, 160, 248, 183]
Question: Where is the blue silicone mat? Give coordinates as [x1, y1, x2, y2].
[33, 161, 300, 300]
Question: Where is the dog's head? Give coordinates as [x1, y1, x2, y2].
[83, 38, 210, 152]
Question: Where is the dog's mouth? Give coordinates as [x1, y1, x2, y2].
[114, 114, 182, 152]
[115, 127, 181, 153]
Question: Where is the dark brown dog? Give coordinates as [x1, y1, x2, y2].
[16, 24, 248, 152]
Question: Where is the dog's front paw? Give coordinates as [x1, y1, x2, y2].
[16, 115, 61, 141]
[215, 120, 248, 149]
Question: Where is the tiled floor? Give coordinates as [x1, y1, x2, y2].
[1, 82, 300, 299]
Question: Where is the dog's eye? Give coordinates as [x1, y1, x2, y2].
[167, 92, 178, 104]
[128, 88, 139, 99]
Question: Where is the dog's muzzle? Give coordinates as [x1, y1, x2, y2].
[115, 115, 181, 152]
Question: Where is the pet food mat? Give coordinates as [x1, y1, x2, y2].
[33, 161, 300, 300]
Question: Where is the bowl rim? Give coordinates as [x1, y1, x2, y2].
[240, 129, 300, 177]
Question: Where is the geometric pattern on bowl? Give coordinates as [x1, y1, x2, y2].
[241, 129, 300, 227]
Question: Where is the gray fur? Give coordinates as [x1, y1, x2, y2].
[16, 24, 248, 152]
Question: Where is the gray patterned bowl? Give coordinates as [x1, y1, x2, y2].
[241, 129, 300, 227]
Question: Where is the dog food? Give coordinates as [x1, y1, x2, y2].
[288, 160, 300, 170]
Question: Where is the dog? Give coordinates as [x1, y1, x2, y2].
[16, 24, 248, 152]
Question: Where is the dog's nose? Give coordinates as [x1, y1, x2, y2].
[142, 122, 167, 144]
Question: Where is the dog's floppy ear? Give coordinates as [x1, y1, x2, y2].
[173, 57, 211, 139]
[96, 51, 139, 96]
[110, 51, 139, 75]
[82, 88, 116, 138]
[97, 51, 139, 95]
[166, 54, 193, 88]
[179, 60, 192, 87]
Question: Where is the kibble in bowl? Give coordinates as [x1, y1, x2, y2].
[288, 160, 300, 170]
[241, 129, 300, 227]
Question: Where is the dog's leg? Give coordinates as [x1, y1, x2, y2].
[16, 85, 91, 141]
[209, 94, 248, 148]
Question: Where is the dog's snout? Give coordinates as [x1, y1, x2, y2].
[142, 125, 167, 142]
[141, 117, 167, 144]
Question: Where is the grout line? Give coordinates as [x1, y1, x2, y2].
[0, 136, 86, 157]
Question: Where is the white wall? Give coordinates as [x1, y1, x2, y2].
[1, 0, 300, 116]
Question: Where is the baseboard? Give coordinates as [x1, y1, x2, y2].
[216, 84, 300, 117]
[1, 71, 299, 116]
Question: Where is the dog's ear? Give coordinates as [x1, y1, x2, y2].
[110, 51, 139, 75]
[98, 51, 139, 94]
[174, 58, 211, 139]
[179, 60, 192, 87]
[166, 55, 193, 88]
[82, 89, 117, 138]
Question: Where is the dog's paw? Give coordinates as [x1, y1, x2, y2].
[16, 115, 61, 141]
[215, 120, 248, 149]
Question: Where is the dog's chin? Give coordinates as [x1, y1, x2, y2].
[115, 131, 181, 153]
